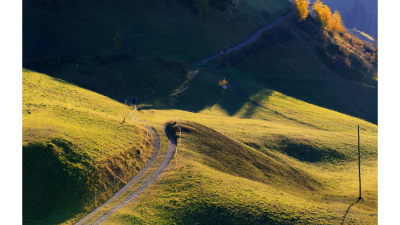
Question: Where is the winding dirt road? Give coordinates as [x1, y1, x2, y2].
[75, 126, 176, 225]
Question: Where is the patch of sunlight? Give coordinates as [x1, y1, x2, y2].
[351, 28, 375, 42]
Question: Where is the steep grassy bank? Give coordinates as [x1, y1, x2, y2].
[23, 69, 154, 224]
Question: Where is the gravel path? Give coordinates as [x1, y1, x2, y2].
[85, 126, 176, 225]
[199, 9, 293, 65]
[75, 125, 160, 225]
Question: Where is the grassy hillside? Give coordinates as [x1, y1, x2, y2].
[23, 69, 155, 224]
[103, 120, 377, 224]
[223, 15, 377, 124]
[102, 63, 378, 224]
[22, 57, 377, 224]
[22, 0, 378, 224]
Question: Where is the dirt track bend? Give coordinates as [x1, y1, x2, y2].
[75, 126, 176, 225]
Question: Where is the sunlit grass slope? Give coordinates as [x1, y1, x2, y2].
[136, 66, 377, 167]
[104, 121, 377, 224]
[111, 64, 378, 224]
[23, 69, 155, 224]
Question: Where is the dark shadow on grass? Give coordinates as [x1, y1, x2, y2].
[138, 66, 255, 116]
[230, 70, 377, 125]
[277, 139, 348, 163]
[341, 198, 362, 225]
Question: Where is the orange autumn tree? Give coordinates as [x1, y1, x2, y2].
[320, 4, 332, 30]
[331, 10, 345, 33]
[311, 0, 323, 23]
[294, 0, 310, 21]
[312, 0, 332, 30]
[312, 1, 346, 33]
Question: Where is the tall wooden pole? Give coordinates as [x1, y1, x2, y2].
[358, 125, 363, 200]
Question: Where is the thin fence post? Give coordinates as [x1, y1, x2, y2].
[358, 125, 363, 200]
[179, 127, 181, 148]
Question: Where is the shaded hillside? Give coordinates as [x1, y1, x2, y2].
[224, 15, 377, 124]
[23, 0, 290, 66]
[23, 0, 291, 104]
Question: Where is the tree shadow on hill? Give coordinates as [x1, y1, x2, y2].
[341, 198, 362, 225]
[138, 65, 270, 117]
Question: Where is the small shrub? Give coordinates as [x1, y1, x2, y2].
[336, 55, 351, 68]
[219, 78, 228, 86]
[343, 32, 350, 40]
[338, 45, 350, 57]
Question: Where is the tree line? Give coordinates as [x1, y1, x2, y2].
[293, 0, 377, 71]
[293, 0, 345, 34]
